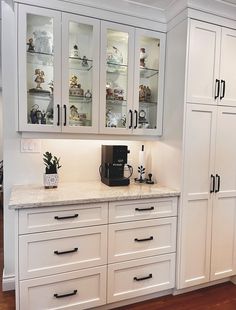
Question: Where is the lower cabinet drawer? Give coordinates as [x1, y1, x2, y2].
[108, 218, 176, 263]
[20, 266, 106, 310]
[19, 225, 107, 280]
[107, 254, 175, 303]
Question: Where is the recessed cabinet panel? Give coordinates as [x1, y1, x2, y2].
[18, 5, 61, 132]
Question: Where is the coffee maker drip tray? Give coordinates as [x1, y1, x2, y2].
[101, 177, 130, 187]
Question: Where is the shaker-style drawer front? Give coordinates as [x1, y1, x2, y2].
[108, 218, 176, 263]
[107, 254, 175, 303]
[19, 225, 107, 280]
[19, 202, 108, 234]
[109, 197, 178, 223]
[20, 265, 106, 310]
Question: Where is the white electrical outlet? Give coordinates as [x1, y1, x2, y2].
[21, 139, 41, 153]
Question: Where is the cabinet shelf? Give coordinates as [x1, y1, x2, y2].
[28, 91, 52, 99]
[106, 99, 127, 107]
[27, 51, 54, 66]
[140, 67, 159, 79]
[106, 62, 128, 74]
[139, 100, 157, 107]
[69, 95, 92, 104]
[69, 57, 93, 71]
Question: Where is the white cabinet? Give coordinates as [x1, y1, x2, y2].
[15, 196, 177, 309]
[18, 5, 100, 133]
[179, 104, 236, 288]
[100, 21, 165, 135]
[18, 4, 166, 136]
[187, 20, 236, 107]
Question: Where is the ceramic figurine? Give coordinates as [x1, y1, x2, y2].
[72, 44, 79, 57]
[140, 47, 147, 67]
[69, 75, 79, 88]
[27, 38, 35, 52]
[34, 69, 45, 89]
[145, 86, 151, 102]
[85, 89, 92, 99]
[114, 87, 124, 101]
[139, 85, 145, 101]
[69, 105, 79, 120]
[82, 56, 89, 67]
[48, 80, 54, 94]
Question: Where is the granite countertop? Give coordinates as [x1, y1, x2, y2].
[9, 181, 180, 210]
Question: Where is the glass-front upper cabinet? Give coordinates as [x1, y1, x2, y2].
[133, 29, 166, 135]
[61, 14, 100, 133]
[18, 5, 61, 132]
[100, 22, 135, 134]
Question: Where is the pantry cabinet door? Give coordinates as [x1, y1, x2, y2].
[100, 21, 135, 134]
[178, 104, 217, 289]
[211, 106, 236, 280]
[18, 4, 61, 132]
[61, 13, 100, 133]
[186, 20, 221, 105]
[133, 28, 165, 136]
[219, 28, 236, 107]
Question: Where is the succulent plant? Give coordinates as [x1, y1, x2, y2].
[43, 152, 61, 174]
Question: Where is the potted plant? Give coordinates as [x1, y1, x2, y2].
[43, 151, 62, 188]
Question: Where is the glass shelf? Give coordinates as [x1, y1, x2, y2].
[28, 91, 52, 99]
[106, 62, 128, 74]
[69, 57, 93, 71]
[139, 100, 157, 106]
[106, 99, 127, 107]
[69, 95, 92, 104]
[140, 67, 159, 79]
[27, 51, 54, 57]
[27, 51, 54, 66]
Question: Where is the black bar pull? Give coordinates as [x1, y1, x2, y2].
[57, 104, 60, 126]
[63, 104, 67, 126]
[54, 214, 78, 220]
[134, 110, 138, 129]
[134, 236, 154, 242]
[210, 174, 215, 193]
[129, 109, 133, 129]
[215, 79, 220, 99]
[54, 247, 78, 255]
[220, 80, 225, 100]
[215, 174, 221, 193]
[54, 289, 77, 299]
[135, 207, 154, 212]
[134, 274, 152, 281]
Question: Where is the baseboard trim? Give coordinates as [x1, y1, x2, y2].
[2, 270, 15, 291]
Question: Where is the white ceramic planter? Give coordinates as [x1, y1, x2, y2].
[43, 173, 59, 189]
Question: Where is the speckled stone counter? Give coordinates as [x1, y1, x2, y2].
[9, 181, 180, 209]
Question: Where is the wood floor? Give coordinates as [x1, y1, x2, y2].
[0, 208, 236, 309]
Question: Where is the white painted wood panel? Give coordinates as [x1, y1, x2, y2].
[107, 254, 175, 303]
[108, 218, 176, 263]
[219, 28, 236, 107]
[109, 197, 177, 223]
[19, 202, 108, 234]
[179, 104, 217, 288]
[20, 266, 106, 310]
[210, 107, 236, 280]
[19, 225, 107, 279]
[186, 20, 221, 105]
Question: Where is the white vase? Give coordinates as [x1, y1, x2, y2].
[43, 173, 59, 189]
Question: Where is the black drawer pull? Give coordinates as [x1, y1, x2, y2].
[135, 207, 154, 212]
[54, 289, 77, 299]
[134, 236, 153, 242]
[54, 247, 78, 255]
[134, 274, 152, 281]
[215, 174, 221, 193]
[57, 104, 60, 126]
[210, 174, 215, 193]
[54, 214, 78, 220]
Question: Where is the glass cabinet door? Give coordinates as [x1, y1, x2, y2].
[18, 5, 61, 132]
[100, 22, 134, 134]
[133, 29, 166, 135]
[62, 14, 100, 133]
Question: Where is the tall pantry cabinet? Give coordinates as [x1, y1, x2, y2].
[162, 18, 236, 290]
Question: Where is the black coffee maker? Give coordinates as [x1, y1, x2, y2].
[100, 145, 133, 186]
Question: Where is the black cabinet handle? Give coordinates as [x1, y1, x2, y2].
[134, 274, 152, 281]
[57, 104, 60, 126]
[63, 104, 67, 126]
[210, 174, 215, 193]
[54, 289, 77, 299]
[215, 174, 221, 193]
[135, 207, 154, 212]
[134, 236, 153, 242]
[220, 80, 225, 100]
[54, 247, 78, 255]
[134, 110, 138, 129]
[54, 214, 78, 220]
[215, 79, 220, 99]
[129, 109, 133, 129]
